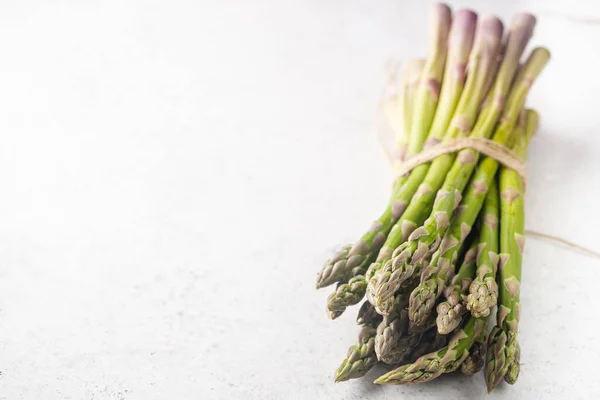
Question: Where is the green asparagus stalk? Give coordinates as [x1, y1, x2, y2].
[326, 9, 477, 317]
[315, 4, 452, 290]
[325, 61, 425, 317]
[460, 318, 488, 375]
[423, 8, 479, 150]
[327, 276, 368, 316]
[401, 60, 424, 151]
[371, 8, 478, 266]
[374, 317, 486, 384]
[371, 15, 538, 314]
[334, 326, 378, 382]
[369, 14, 506, 315]
[389, 59, 426, 164]
[465, 146, 502, 318]
[328, 10, 477, 315]
[407, 49, 548, 328]
[317, 245, 350, 289]
[406, 3, 453, 155]
[335, 287, 385, 382]
[485, 109, 538, 392]
[436, 239, 478, 334]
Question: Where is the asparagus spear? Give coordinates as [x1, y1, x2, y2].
[405, 3, 453, 156]
[372, 8, 478, 267]
[406, 47, 549, 327]
[327, 275, 367, 316]
[504, 341, 521, 384]
[485, 109, 538, 392]
[327, 60, 425, 319]
[375, 294, 409, 361]
[370, 14, 506, 315]
[316, 245, 350, 290]
[325, 61, 425, 317]
[374, 317, 486, 384]
[326, 10, 474, 317]
[330, 10, 478, 311]
[436, 238, 478, 334]
[388, 59, 426, 164]
[335, 293, 384, 382]
[465, 152, 502, 318]
[372, 15, 538, 314]
[460, 319, 488, 375]
[315, 4, 452, 290]
[424, 9, 478, 147]
[334, 326, 378, 382]
[485, 326, 508, 388]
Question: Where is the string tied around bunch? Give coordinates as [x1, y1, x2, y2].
[374, 58, 599, 259]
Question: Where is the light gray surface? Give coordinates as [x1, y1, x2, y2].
[0, 0, 599, 399]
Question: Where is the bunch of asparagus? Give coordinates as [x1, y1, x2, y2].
[315, 4, 550, 392]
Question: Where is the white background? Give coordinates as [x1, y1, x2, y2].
[0, 0, 598, 399]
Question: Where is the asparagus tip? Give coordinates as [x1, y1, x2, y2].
[327, 308, 342, 320]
